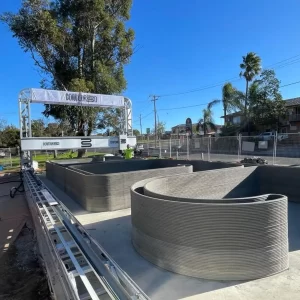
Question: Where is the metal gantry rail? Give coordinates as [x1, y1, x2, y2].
[23, 168, 149, 300]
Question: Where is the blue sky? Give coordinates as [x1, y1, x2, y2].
[1, 0, 300, 133]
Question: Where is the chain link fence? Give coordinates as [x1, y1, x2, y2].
[2, 133, 300, 171]
[136, 133, 300, 165]
[274, 133, 300, 165]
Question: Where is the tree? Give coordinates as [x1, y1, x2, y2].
[219, 83, 241, 125]
[2, 0, 134, 157]
[0, 118, 7, 132]
[152, 122, 165, 137]
[133, 129, 140, 136]
[0, 125, 20, 148]
[196, 100, 220, 136]
[157, 121, 166, 137]
[31, 119, 46, 137]
[240, 52, 262, 134]
[250, 70, 286, 130]
[44, 121, 73, 137]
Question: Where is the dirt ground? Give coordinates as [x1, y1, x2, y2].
[0, 173, 51, 300]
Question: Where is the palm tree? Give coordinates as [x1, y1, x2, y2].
[220, 83, 240, 126]
[197, 100, 220, 136]
[240, 52, 261, 134]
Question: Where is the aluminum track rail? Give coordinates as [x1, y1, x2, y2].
[23, 168, 149, 300]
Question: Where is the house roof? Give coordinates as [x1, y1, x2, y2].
[172, 123, 222, 129]
[223, 97, 300, 118]
[220, 111, 243, 118]
[285, 97, 300, 107]
[171, 123, 198, 129]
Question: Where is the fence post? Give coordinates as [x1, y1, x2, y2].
[207, 136, 211, 161]
[147, 135, 149, 157]
[159, 139, 162, 158]
[187, 135, 189, 160]
[9, 148, 12, 167]
[169, 136, 172, 158]
[238, 134, 241, 161]
[273, 131, 278, 165]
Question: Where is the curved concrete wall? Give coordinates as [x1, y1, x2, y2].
[46, 160, 243, 212]
[131, 169, 289, 281]
[258, 165, 300, 203]
[46, 161, 193, 212]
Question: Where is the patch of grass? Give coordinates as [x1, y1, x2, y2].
[0, 151, 107, 173]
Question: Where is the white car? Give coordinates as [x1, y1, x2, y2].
[136, 144, 144, 151]
[258, 132, 288, 141]
[0, 151, 5, 158]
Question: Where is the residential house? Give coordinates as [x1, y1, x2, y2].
[171, 123, 222, 136]
[222, 97, 300, 133]
[285, 98, 300, 132]
[171, 124, 189, 135]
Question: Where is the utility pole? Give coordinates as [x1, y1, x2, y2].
[139, 114, 142, 136]
[150, 95, 159, 148]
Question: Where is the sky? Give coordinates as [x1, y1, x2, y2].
[1, 0, 300, 133]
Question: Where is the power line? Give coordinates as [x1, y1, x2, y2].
[133, 54, 300, 104]
[266, 54, 300, 68]
[158, 103, 210, 111]
[280, 80, 300, 88]
[133, 111, 153, 124]
[155, 53, 300, 99]
[153, 79, 300, 113]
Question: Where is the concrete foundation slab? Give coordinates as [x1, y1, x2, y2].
[40, 174, 300, 300]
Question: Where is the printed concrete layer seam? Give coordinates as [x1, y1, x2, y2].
[130, 168, 289, 281]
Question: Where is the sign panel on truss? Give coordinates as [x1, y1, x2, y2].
[21, 136, 120, 151]
[30, 88, 125, 107]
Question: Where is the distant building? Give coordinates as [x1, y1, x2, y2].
[285, 97, 300, 132]
[222, 97, 300, 133]
[171, 124, 189, 135]
[171, 123, 222, 136]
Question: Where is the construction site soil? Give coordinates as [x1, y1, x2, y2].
[0, 174, 50, 300]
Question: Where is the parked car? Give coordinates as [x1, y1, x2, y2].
[0, 151, 5, 158]
[258, 132, 288, 141]
[136, 144, 144, 151]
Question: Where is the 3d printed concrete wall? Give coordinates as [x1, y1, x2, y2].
[46, 159, 242, 212]
[46, 160, 194, 212]
[131, 166, 289, 280]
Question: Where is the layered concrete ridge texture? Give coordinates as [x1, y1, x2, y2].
[46, 159, 242, 212]
[131, 166, 290, 281]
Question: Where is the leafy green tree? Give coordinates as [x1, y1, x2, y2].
[240, 52, 262, 134]
[31, 119, 46, 137]
[2, 0, 134, 157]
[152, 122, 166, 137]
[133, 129, 140, 136]
[250, 70, 286, 130]
[0, 126, 20, 148]
[44, 121, 73, 137]
[157, 121, 166, 137]
[219, 83, 242, 125]
[196, 100, 220, 136]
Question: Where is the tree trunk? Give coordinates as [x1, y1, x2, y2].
[76, 118, 86, 158]
[78, 46, 83, 78]
[245, 80, 250, 136]
[91, 27, 96, 74]
[224, 104, 227, 126]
